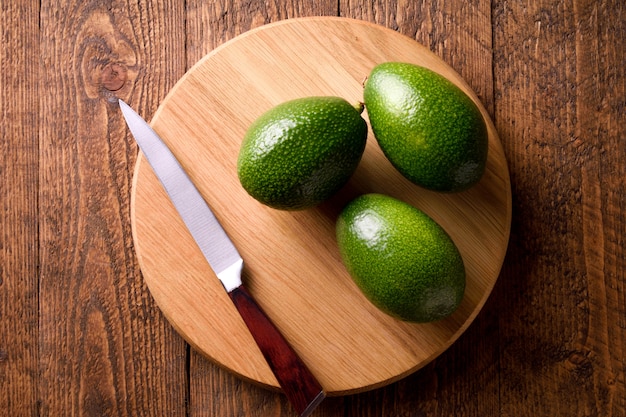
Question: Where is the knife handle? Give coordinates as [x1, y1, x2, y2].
[229, 285, 325, 417]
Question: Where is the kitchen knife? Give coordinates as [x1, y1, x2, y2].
[118, 99, 325, 417]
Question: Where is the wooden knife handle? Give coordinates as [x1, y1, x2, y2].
[229, 285, 325, 417]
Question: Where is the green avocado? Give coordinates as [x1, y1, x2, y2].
[237, 96, 368, 210]
[336, 193, 465, 323]
[364, 62, 488, 192]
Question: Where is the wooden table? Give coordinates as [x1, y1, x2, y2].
[2, 1, 624, 416]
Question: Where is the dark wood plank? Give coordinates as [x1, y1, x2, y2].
[340, 1, 498, 416]
[0, 2, 40, 416]
[185, 0, 340, 65]
[183, 3, 341, 416]
[37, 1, 188, 415]
[493, 0, 626, 415]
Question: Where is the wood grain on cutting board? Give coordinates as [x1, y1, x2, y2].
[131, 17, 511, 395]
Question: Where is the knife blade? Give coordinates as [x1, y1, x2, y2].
[118, 99, 325, 417]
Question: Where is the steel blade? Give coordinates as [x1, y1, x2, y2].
[119, 99, 242, 291]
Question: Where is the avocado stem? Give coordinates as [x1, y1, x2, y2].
[353, 101, 365, 114]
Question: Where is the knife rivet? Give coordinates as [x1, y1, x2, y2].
[102, 63, 127, 91]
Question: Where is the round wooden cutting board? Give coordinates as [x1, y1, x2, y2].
[131, 17, 511, 396]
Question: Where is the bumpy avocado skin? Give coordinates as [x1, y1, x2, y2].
[238, 96, 368, 210]
[364, 62, 488, 192]
[336, 193, 466, 323]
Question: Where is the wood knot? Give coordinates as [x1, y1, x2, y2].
[564, 350, 593, 379]
[101, 63, 127, 91]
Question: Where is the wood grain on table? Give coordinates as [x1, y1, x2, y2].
[2, 1, 624, 416]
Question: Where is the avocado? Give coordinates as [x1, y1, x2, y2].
[364, 62, 488, 192]
[336, 193, 465, 322]
[237, 96, 368, 210]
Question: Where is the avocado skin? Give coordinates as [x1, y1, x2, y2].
[364, 62, 488, 192]
[336, 193, 465, 323]
[237, 96, 368, 210]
